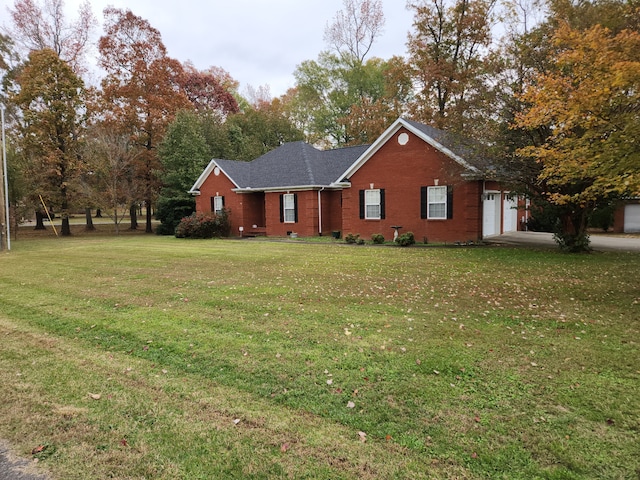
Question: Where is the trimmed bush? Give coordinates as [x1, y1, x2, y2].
[345, 233, 360, 244]
[395, 231, 416, 247]
[371, 233, 385, 244]
[175, 209, 231, 239]
[155, 197, 196, 235]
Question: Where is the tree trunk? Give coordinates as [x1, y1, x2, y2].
[554, 208, 591, 252]
[85, 208, 96, 231]
[145, 200, 153, 233]
[61, 214, 71, 236]
[129, 204, 138, 230]
[34, 210, 46, 230]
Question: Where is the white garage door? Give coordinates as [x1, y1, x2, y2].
[503, 195, 518, 233]
[483, 193, 500, 237]
[624, 204, 640, 233]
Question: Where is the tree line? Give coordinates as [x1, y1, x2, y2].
[0, 0, 638, 251]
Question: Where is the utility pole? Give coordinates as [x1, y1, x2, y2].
[0, 104, 9, 251]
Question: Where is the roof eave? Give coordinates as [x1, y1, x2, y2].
[234, 184, 344, 193]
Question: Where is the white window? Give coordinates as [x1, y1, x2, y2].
[365, 189, 381, 219]
[213, 195, 224, 214]
[283, 193, 296, 223]
[428, 186, 447, 219]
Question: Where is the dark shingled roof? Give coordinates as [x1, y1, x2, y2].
[218, 141, 369, 189]
[403, 119, 492, 172]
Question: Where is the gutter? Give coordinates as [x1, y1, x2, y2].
[318, 187, 325, 235]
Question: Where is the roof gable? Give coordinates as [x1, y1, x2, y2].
[340, 118, 482, 180]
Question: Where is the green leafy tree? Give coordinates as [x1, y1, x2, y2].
[225, 101, 304, 159]
[156, 110, 210, 234]
[11, 48, 86, 236]
[290, 0, 389, 146]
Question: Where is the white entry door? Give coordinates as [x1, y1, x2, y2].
[503, 195, 518, 233]
[483, 193, 500, 237]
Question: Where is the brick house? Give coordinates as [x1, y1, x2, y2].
[189, 118, 524, 242]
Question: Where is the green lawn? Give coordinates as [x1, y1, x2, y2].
[0, 236, 638, 479]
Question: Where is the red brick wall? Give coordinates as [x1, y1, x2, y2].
[320, 190, 343, 235]
[264, 190, 320, 237]
[195, 168, 244, 234]
[342, 127, 484, 243]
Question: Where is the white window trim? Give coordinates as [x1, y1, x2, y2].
[283, 193, 296, 223]
[427, 186, 447, 220]
[365, 189, 381, 220]
[213, 195, 224, 214]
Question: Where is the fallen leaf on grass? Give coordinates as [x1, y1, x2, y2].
[88, 393, 101, 400]
[280, 443, 290, 453]
[358, 431, 367, 443]
[31, 445, 46, 455]
[120, 439, 128, 447]
[346, 401, 355, 409]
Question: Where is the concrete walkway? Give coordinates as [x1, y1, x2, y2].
[485, 231, 640, 252]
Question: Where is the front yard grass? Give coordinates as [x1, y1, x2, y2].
[0, 237, 638, 479]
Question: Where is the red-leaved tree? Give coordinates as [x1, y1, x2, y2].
[98, 7, 192, 232]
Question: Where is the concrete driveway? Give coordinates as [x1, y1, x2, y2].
[485, 231, 640, 252]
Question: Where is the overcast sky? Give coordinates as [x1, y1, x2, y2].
[1, 0, 416, 97]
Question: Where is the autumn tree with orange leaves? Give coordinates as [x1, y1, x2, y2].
[11, 48, 86, 236]
[514, 23, 640, 251]
[98, 7, 192, 233]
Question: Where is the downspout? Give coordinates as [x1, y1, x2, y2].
[318, 188, 325, 236]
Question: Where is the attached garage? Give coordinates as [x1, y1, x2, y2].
[624, 204, 640, 233]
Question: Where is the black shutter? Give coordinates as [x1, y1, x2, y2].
[293, 193, 298, 223]
[359, 190, 365, 219]
[210, 197, 215, 213]
[380, 189, 385, 219]
[221, 196, 225, 207]
[447, 185, 454, 219]
[420, 186, 427, 219]
[279, 194, 284, 223]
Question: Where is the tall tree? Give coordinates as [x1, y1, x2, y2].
[82, 123, 141, 234]
[11, 48, 86, 236]
[181, 62, 239, 117]
[155, 110, 211, 234]
[98, 7, 192, 233]
[293, 53, 402, 146]
[324, 0, 385, 64]
[514, 23, 640, 251]
[288, 0, 390, 146]
[339, 55, 413, 145]
[6, 0, 96, 76]
[407, 0, 497, 136]
[225, 101, 304, 159]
